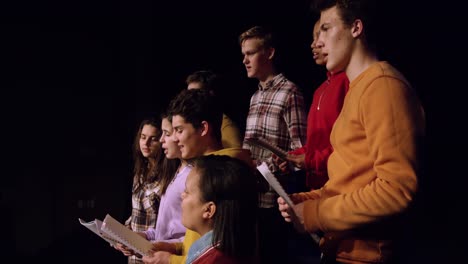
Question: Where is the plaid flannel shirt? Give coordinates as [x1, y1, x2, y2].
[125, 179, 160, 264]
[243, 73, 307, 208]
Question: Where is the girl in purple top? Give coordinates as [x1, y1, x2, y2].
[115, 114, 190, 260]
[143, 115, 190, 243]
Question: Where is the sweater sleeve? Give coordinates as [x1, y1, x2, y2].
[144, 227, 156, 241]
[290, 189, 322, 203]
[289, 146, 306, 155]
[302, 76, 424, 234]
[169, 229, 200, 264]
[303, 146, 333, 189]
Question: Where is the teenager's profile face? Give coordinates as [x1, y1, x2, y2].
[139, 124, 160, 158]
[171, 115, 202, 160]
[181, 168, 209, 234]
[241, 38, 272, 80]
[160, 118, 181, 159]
[318, 6, 354, 73]
[311, 20, 326, 66]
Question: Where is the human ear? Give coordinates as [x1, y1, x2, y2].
[268, 47, 275, 60]
[200, 121, 209, 137]
[351, 19, 363, 38]
[203, 202, 216, 219]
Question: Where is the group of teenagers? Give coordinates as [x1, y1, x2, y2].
[112, 1, 426, 264]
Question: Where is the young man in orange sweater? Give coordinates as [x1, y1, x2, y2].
[278, 1, 425, 263]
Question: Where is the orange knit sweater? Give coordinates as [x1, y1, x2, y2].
[292, 61, 425, 263]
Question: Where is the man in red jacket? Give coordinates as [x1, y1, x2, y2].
[274, 18, 349, 191]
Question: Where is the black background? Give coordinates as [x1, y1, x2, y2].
[3, 0, 466, 262]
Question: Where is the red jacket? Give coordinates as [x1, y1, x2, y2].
[290, 71, 349, 190]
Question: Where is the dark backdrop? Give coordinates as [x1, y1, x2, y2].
[3, 0, 465, 263]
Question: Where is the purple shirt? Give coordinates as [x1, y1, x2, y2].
[144, 164, 191, 243]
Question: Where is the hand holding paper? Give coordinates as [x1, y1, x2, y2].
[257, 162, 294, 207]
[79, 214, 153, 256]
[257, 162, 320, 243]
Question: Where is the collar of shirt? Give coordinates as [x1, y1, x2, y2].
[258, 73, 285, 91]
[186, 230, 215, 264]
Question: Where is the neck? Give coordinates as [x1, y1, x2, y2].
[196, 225, 213, 237]
[178, 159, 188, 171]
[346, 46, 378, 82]
[146, 158, 155, 167]
[258, 69, 277, 87]
[203, 140, 223, 155]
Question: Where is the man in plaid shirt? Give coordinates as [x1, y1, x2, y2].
[239, 25, 307, 264]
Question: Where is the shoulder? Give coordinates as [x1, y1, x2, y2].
[366, 61, 410, 88]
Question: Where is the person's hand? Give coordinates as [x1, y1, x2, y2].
[114, 243, 135, 256]
[142, 251, 171, 264]
[277, 197, 306, 233]
[252, 159, 258, 168]
[272, 153, 290, 173]
[150, 242, 177, 254]
[286, 153, 305, 170]
[278, 196, 293, 222]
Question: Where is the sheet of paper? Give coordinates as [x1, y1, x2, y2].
[256, 163, 321, 244]
[101, 214, 153, 256]
[256, 162, 294, 207]
[78, 218, 117, 246]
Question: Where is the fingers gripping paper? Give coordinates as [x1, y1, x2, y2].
[257, 162, 321, 244]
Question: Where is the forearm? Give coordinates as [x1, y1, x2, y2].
[151, 242, 180, 255]
[143, 228, 155, 240]
[302, 174, 417, 234]
[290, 189, 321, 203]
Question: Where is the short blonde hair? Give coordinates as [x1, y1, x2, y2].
[238, 25, 274, 48]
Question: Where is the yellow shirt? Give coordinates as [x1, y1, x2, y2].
[221, 114, 242, 148]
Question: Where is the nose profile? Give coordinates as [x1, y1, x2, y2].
[315, 39, 324, 48]
[311, 38, 317, 49]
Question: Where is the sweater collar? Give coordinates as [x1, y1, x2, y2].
[186, 230, 214, 263]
